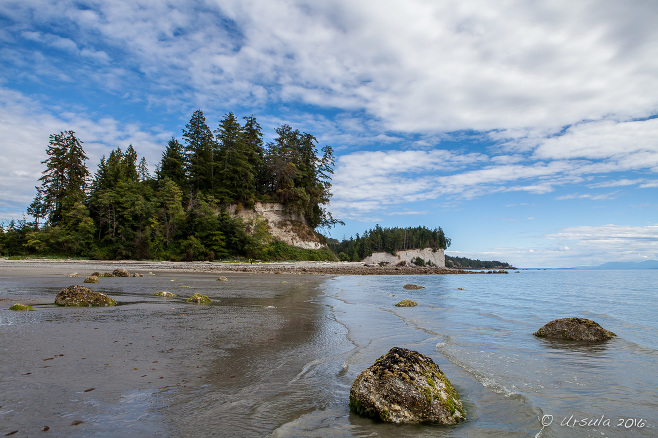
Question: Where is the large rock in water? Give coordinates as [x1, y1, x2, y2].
[350, 347, 465, 425]
[534, 317, 615, 341]
[55, 285, 116, 307]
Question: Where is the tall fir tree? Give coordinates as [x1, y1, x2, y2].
[31, 131, 89, 226]
[214, 112, 255, 203]
[182, 110, 215, 193]
[157, 137, 187, 188]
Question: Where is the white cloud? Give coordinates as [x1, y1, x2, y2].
[534, 118, 658, 161]
[0, 87, 171, 221]
[3, 0, 657, 133]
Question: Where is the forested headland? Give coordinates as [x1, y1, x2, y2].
[328, 225, 450, 262]
[0, 110, 339, 261]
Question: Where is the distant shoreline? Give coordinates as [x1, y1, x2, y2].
[0, 258, 499, 276]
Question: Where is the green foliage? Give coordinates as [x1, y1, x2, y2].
[328, 225, 450, 261]
[10, 112, 341, 261]
[445, 255, 515, 269]
[30, 131, 89, 226]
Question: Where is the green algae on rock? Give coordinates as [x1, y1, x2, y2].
[154, 291, 177, 297]
[534, 317, 616, 341]
[403, 284, 425, 290]
[187, 293, 212, 304]
[55, 285, 116, 307]
[9, 303, 33, 311]
[350, 347, 465, 425]
[395, 299, 418, 307]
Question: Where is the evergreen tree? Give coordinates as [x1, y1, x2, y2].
[157, 137, 186, 188]
[214, 112, 259, 203]
[182, 110, 215, 193]
[31, 131, 89, 226]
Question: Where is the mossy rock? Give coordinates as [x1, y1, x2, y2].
[403, 284, 425, 290]
[9, 303, 33, 311]
[350, 347, 465, 424]
[217, 276, 229, 281]
[84, 276, 100, 283]
[154, 291, 177, 298]
[534, 317, 616, 342]
[395, 299, 418, 307]
[55, 285, 116, 307]
[112, 268, 130, 277]
[187, 293, 212, 304]
[67, 273, 80, 278]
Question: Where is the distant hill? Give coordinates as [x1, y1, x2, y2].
[569, 260, 658, 270]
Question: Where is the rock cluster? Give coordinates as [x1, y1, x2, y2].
[83, 275, 99, 283]
[395, 299, 418, 307]
[534, 317, 616, 341]
[55, 285, 116, 307]
[350, 347, 465, 425]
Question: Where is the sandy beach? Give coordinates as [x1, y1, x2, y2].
[0, 262, 334, 437]
[0, 258, 482, 279]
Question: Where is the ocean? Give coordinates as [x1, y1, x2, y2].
[0, 268, 656, 437]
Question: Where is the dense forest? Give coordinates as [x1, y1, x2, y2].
[445, 255, 515, 270]
[0, 111, 339, 261]
[327, 225, 450, 262]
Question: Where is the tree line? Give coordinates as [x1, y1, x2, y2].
[328, 225, 450, 262]
[445, 255, 515, 270]
[0, 110, 340, 261]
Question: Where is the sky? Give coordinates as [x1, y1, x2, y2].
[1, 0, 657, 268]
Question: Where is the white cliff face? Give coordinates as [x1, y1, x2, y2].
[226, 202, 325, 250]
[361, 248, 445, 268]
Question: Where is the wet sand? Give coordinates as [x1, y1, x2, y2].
[0, 262, 334, 437]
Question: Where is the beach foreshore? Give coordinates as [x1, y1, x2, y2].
[0, 258, 489, 276]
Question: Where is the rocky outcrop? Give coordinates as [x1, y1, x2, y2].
[55, 285, 116, 307]
[227, 202, 325, 250]
[84, 276, 99, 283]
[187, 293, 212, 303]
[395, 299, 418, 307]
[362, 248, 445, 268]
[350, 347, 465, 424]
[534, 317, 616, 341]
[112, 268, 130, 277]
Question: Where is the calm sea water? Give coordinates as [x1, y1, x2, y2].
[1, 269, 656, 437]
[303, 270, 658, 438]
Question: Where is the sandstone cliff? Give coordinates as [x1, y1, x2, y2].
[362, 248, 445, 268]
[226, 202, 325, 250]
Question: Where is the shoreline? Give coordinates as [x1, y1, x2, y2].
[0, 258, 501, 276]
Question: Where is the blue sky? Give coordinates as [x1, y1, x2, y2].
[1, 0, 657, 268]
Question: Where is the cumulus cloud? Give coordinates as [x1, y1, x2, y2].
[0, 87, 171, 221]
[2, 0, 657, 132]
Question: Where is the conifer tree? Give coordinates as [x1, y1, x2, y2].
[157, 137, 186, 188]
[31, 131, 89, 226]
[182, 110, 215, 193]
[214, 112, 255, 203]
